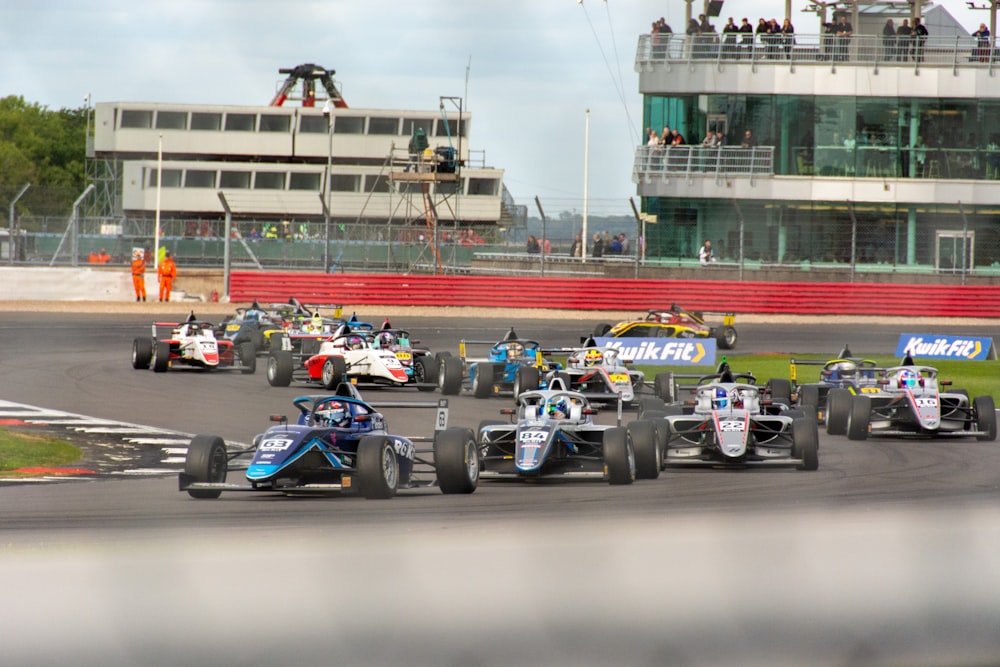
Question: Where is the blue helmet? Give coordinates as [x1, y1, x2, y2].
[713, 387, 728, 409]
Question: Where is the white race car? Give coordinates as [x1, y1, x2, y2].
[544, 343, 644, 405]
[132, 313, 256, 374]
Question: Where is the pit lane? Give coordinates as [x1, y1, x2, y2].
[1, 311, 999, 666]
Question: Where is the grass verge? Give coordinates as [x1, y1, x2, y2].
[0, 427, 83, 477]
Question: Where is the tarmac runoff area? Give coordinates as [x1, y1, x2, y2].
[0, 299, 994, 328]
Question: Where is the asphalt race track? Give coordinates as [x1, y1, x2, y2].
[1, 311, 999, 666]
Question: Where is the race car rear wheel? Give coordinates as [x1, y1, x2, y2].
[603, 427, 635, 485]
[973, 395, 997, 441]
[239, 341, 256, 375]
[627, 420, 661, 479]
[439, 357, 463, 395]
[266, 351, 293, 387]
[472, 363, 496, 398]
[414, 355, 436, 392]
[825, 389, 851, 435]
[716, 325, 738, 350]
[356, 435, 399, 499]
[132, 337, 153, 369]
[184, 435, 228, 499]
[593, 323, 612, 337]
[798, 385, 820, 420]
[846, 394, 871, 441]
[152, 341, 171, 373]
[767, 378, 792, 406]
[434, 351, 453, 367]
[321, 356, 347, 390]
[792, 416, 819, 471]
[513, 366, 540, 400]
[653, 372, 674, 402]
[434, 427, 479, 494]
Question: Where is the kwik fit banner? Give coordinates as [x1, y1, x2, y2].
[594, 337, 717, 366]
[895, 334, 996, 361]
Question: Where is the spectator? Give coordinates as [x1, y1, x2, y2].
[651, 17, 672, 59]
[973, 23, 991, 63]
[913, 17, 928, 63]
[834, 14, 853, 63]
[542, 237, 552, 255]
[715, 130, 726, 146]
[882, 19, 896, 62]
[699, 239, 716, 265]
[618, 233, 629, 254]
[130, 249, 147, 302]
[603, 230, 612, 251]
[781, 18, 795, 59]
[570, 234, 583, 257]
[591, 233, 604, 258]
[741, 130, 755, 148]
[671, 128, 685, 145]
[739, 17, 754, 58]
[526, 235, 541, 254]
[896, 19, 913, 61]
[609, 235, 622, 254]
[722, 17, 739, 59]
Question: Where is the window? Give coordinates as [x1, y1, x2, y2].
[254, 172, 285, 189]
[331, 174, 360, 192]
[299, 115, 328, 133]
[468, 178, 497, 196]
[333, 116, 364, 135]
[225, 113, 256, 131]
[437, 180, 460, 196]
[121, 109, 153, 129]
[184, 170, 217, 188]
[364, 174, 390, 193]
[147, 168, 182, 187]
[259, 114, 291, 132]
[155, 111, 187, 130]
[403, 118, 434, 136]
[436, 118, 463, 138]
[190, 112, 222, 131]
[368, 117, 400, 135]
[289, 172, 321, 191]
[219, 171, 251, 189]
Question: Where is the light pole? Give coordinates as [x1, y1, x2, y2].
[322, 99, 333, 272]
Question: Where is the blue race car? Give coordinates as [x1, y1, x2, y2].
[179, 383, 478, 499]
[459, 328, 562, 399]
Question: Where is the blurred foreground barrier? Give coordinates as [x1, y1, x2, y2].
[229, 272, 1000, 318]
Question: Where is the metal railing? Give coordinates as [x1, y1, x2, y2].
[633, 145, 774, 179]
[637, 33, 999, 70]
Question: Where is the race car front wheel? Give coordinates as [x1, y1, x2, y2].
[184, 435, 228, 499]
[434, 428, 479, 494]
[357, 435, 399, 499]
[603, 427, 635, 485]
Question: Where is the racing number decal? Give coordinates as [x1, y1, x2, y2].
[281, 336, 292, 352]
[719, 420, 745, 432]
[260, 438, 294, 452]
[519, 430, 547, 443]
[915, 397, 938, 407]
[436, 404, 449, 430]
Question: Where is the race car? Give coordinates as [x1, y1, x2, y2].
[215, 300, 286, 352]
[833, 361, 997, 441]
[790, 345, 881, 429]
[542, 340, 644, 405]
[370, 319, 450, 393]
[132, 312, 255, 374]
[475, 389, 644, 484]
[592, 304, 737, 349]
[459, 328, 562, 399]
[642, 363, 818, 470]
[179, 383, 478, 499]
[266, 325, 422, 390]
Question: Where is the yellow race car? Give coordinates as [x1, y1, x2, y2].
[592, 305, 737, 349]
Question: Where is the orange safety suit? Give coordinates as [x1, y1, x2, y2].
[131, 257, 146, 301]
[158, 255, 177, 302]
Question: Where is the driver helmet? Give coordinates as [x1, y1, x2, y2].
[506, 342, 522, 358]
[584, 349, 603, 367]
[379, 332, 395, 348]
[548, 398, 570, 419]
[347, 336, 364, 350]
[835, 361, 856, 378]
[898, 370, 919, 389]
[316, 401, 347, 427]
[188, 323, 201, 335]
[712, 387, 729, 409]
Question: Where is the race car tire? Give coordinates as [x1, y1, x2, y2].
[513, 366, 540, 401]
[472, 363, 497, 398]
[132, 337, 153, 369]
[798, 385, 820, 419]
[152, 340, 171, 373]
[653, 373, 674, 402]
[593, 323, 612, 337]
[438, 357, 463, 395]
[546, 371, 571, 392]
[414, 355, 437, 392]
[321, 356, 347, 390]
[825, 388, 851, 435]
[434, 427, 479, 494]
[846, 394, 871, 441]
[767, 378, 792, 406]
[973, 395, 997, 441]
[603, 427, 635, 485]
[638, 410, 670, 455]
[266, 351, 293, 387]
[792, 416, 819, 471]
[269, 333, 288, 353]
[716, 325, 738, 350]
[627, 420, 661, 479]
[239, 341, 257, 375]
[356, 435, 399, 499]
[434, 351, 453, 368]
[184, 434, 227, 499]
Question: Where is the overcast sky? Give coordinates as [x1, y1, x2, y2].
[0, 1, 984, 216]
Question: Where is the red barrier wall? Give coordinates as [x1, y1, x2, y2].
[229, 271, 1000, 318]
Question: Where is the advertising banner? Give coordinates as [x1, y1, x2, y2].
[895, 334, 996, 361]
[594, 337, 717, 366]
